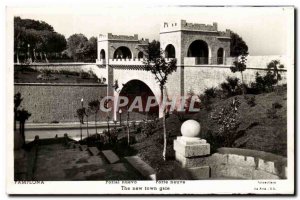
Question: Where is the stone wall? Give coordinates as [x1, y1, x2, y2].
[183, 66, 287, 95]
[178, 147, 287, 179]
[14, 83, 107, 123]
[205, 152, 287, 179]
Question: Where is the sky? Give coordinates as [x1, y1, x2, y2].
[11, 6, 294, 56]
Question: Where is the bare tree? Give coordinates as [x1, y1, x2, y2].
[144, 50, 177, 161]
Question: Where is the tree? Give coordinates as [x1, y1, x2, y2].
[16, 109, 31, 143]
[66, 34, 88, 61]
[144, 50, 177, 161]
[230, 32, 249, 57]
[76, 107, 85, 141]
[84, 37, 98, 61]
[230, 55, 247, 94]
[145, 40, 160, 61]
[14, 16, 67, 62]
[14, 93, 23, 130]
[267, 60, 285, 88]
[88, 100, 100, 134]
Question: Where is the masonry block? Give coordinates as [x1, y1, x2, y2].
[175, 152, 208, 168]
[211, 165, 253, 179]
[258, 159, 276, 174]
[187, 166, 210, 179]
[252, 170, 280, 180]
[173, 138, 210, 158]
[228, 154, 256, 168]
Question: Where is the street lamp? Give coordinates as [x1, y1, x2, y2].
[27, 44, 31, 61]
[80, 98, 83, 141]
[118, 108, 122, 126]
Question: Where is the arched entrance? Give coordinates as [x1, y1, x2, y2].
[187, 40, 209, 64]
[100, 49, 105, 59]
[113, 46, 132, 59]
[165, 44, 176, 58]
[138, 51, 144, 59]
[118, 80, 159, 121]
[217, 48, 224, 64]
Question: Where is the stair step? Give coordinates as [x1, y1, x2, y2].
[79, 145, 88, 151]
[124, 156, 156, 180]
[87, 147, 100, 156]
[102, 150, 120, 164]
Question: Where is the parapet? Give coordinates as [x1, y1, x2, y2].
[98, 33, 149, 43]
[161, 19, 230, 36]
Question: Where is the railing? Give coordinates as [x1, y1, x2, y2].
[184, 57, 228, 65]
[109, 58, 145, 65]
[195, 57, 209, 65]
[96, 59, 106, 64]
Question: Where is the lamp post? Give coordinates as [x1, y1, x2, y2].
[126, 106, 130, 146]
[118, 109, 122, 126]
[27, 44, 31, 62]
[80, 98, 83, 141]
[16, 46, 20, 64]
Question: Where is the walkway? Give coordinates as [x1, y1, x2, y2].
[33, 143, 142, 181]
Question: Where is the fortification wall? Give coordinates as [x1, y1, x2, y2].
[195, 148, 287, 179]
[183, 66, 287, 95]
[14, 83, 107, 123]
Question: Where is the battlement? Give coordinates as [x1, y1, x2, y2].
[161, 19, 219, 33]
[98, 33, 149, 43]
[217, 29, 232, 38]
[181, 20, 218, 32]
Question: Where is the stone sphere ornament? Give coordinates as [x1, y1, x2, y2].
[181, 120, 201, 137]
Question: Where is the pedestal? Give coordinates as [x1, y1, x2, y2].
[174, 136, 211, 179]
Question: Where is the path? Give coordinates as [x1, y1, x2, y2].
[33, 143, 143, 181]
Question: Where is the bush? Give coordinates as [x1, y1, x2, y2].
[198, 87, 219, 111]
[199, 94, 212, 111]
[80, 71, 90, 79]
[58, 70, 80, 76]
[210, 97, 241, 147]
[204, 87, 217, 98]
[250, 72, 277, 94]
[273, 102, 282, 109]
[220, 77, 242, 97]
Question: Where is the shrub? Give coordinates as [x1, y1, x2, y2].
[59, 70, 80, 76]
[210, 97, 241, 147]
[250, 72, 277, 94]
[80, 71, 90, 79]
[204, 87, 217, 98]
[244, 95, 256, 107]
[273, 102, 282, 109]
[197, 87, 218, 111]
[15, 66, 37, 73]
[199, 94, 212, 111]
[220, 77, 242, 97]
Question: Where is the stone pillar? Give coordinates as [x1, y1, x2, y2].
[173, 120, 211, 179]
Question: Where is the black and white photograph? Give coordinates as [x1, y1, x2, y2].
[6, 5, 294, 195]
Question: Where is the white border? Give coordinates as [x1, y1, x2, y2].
[4, 3, 295, 195]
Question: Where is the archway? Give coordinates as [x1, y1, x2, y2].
[118, 80, 159, 121]
[187, 40, 209, 64]
[165, 44, 176, 58]
[100, 49, 105, 59]
[217, 48, 224, 64]
[138, 51, 144, 59]
[113, 46, 132, 59]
